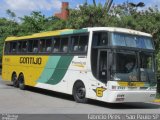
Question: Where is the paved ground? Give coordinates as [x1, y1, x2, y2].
[0, 77, 160, 114]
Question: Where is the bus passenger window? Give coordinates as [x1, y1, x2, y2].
[39, 39, 52, 53]
[17, 41, 22, 53]
[28, 40, 38, 53]
[4, 42, 10, 54]
[53, 38, 60, 53]
[10, 42, 17, 53]
[60, 37, 68, 53]
[71, 36, 79, 52]
[71, 35, 88, 53]
[28, 40, 33, 52]
[46, 39, 52, 52]
[39, 40, 45, 52]
[79, 35, 88, 52]
[93, 32, 108, 46]
[22, 41, 27, 53]
[33, 40, 38, 53]
[100, 33, 108, 45]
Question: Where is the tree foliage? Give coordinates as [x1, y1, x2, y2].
[1, 2, 160, 69]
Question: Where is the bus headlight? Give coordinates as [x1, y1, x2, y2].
[150, 94, 156, 97]
[150, 86, 157, 90]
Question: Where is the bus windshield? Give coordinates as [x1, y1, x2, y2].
[113, 52, 139, 82]
[113, 52, 155, 82]
[140, 53, 155, 82]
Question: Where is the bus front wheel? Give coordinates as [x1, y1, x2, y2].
[18, 74, 26, 90]
[12, 73, 18, 87]
[73, 81, 88, 103]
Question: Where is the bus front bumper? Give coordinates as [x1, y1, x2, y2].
[105, 90, 156, 103]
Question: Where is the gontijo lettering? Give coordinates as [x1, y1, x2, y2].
[20, 57, 42, 65]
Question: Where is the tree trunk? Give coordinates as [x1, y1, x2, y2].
[93, 0, 96, 6]
[103, 0, 113, 13]
[106, 0, 113, 12]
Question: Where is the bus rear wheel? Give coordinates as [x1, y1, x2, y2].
[18, 74, 26, 90]
[73, 81, 88, 103]
[12, 73, 18, 87]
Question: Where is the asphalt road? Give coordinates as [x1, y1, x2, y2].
[0, 77, 160, 114]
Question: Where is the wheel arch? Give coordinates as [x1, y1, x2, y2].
[18, 72, 24, 77]
[18, 72, 24, 82]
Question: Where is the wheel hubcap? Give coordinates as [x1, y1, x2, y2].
[19, 77, 24, 86]
[13, 75, 17, 85]
[76, 87, 85, 99]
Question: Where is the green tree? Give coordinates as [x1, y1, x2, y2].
[1, 2, 160, 73]
[19, 11, 47, 35]
[67, 4, 105, 28]
[6, 9, 16, 20]
[0, 17, 19, 61]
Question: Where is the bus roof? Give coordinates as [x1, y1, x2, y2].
[5, 29, 88, 41]
[5, 27, 152, 41]
[87, 27, 152, 37]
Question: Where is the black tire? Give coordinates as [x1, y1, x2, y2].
[73, 81, 88, 103]
[12, 73, 18, 87]
[18, 74, 26, 90]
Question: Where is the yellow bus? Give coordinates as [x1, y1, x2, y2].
[2, 27, 157, 103]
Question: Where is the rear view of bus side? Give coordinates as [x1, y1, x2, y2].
[2, 27, 157, 103]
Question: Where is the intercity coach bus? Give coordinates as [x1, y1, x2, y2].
[2, 27, 157, 103]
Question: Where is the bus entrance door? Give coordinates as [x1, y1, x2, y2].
[97, 50, 108, 83]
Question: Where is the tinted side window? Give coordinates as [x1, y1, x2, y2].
[10, 42, 17, 53]
[22, 41, 27, 53]
[17, 41, 23, 53]
[71, 36, 79, 52]
[79, 35, 88, 52]
[93, 32, 108, 46]
[46, 39, 52, 53]
[53, 38, 60, 53]
[4, 42, 10, 54]
[28, 40, 33, 52]
[71, 35, 88, 53]
[17, 41, 28, 53]
[28, 40, 39, 53]
[60, 37, 68, 53]
[39, 38, 52, 53]
[39, 40, 45, 52]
